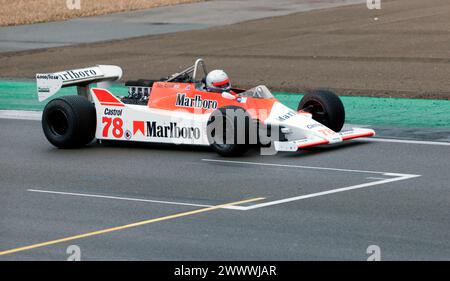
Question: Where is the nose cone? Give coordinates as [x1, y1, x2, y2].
[266, 102, 342, 143]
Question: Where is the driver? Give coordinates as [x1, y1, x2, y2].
[205, 70, 232, 93]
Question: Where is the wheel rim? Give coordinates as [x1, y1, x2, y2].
[47, 109, 69, 136]
[302, 100, 327, 124]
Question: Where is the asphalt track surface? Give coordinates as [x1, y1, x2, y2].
[1, 118, 449, 260]
[0, 0, 362, 52]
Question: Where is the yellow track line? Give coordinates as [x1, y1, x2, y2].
[0, 197, 264, 256]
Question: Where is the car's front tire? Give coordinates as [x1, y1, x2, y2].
[207, 106, 251, 157]
[42, 95, 96, 148]
[298, 90, 345, 132]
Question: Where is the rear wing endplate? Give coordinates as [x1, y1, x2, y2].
[36, 65, 122, 102]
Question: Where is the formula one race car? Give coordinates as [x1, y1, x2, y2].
[36, 59, 375, 156]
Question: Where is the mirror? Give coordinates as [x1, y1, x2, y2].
[221, 91, 236, 100]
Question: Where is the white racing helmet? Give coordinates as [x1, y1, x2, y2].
[206, 70, 231, 93]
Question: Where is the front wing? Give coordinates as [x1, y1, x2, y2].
[274, 128, 376, 152]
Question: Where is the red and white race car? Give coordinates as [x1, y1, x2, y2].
[37, 59, 375, 156]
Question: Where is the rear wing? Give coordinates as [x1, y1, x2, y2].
[36, 65, 122, 102]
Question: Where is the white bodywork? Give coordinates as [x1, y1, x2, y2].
[262, 101, 375, 151]
[90, 88, 375, 151]
[93, 98, 210, 146]
[36, 65, 122, 102]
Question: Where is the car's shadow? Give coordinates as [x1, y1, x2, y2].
[83, 139, 371, 158]
[92, 139, 213, 153]
[280, 140, 371, 159]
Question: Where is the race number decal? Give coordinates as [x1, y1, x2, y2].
[102, 117, 124, 138]
[318, 128, 335, 136]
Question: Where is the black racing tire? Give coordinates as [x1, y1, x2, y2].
[207, 106, 251, 157]
[42, 95, 96, 148]
[298, 90, 345, 132]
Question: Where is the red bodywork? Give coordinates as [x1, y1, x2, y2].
[147, 82, 278, 122]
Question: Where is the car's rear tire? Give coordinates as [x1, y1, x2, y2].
[207, 106, 251, 157]
[42, 95, 96, 148]
[298, 90, 345, 132]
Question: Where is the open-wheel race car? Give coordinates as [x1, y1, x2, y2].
[36, 59, 375, 156]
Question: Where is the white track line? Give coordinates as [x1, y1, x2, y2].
[360, 137, 450, 146]
[29, 160, 421, 211]
[242, 174, 419, 210]
[27, 189, 246, 210]
[0, 110, 41, 120]
[202, 159, 421, 210]
[366, 177, 388, 180]
[203, 159, 397, 175]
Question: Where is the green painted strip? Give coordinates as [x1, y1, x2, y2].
[0, 80, 128, 111]
[275, 92, 450, 128]
[0, 80, 449, 128]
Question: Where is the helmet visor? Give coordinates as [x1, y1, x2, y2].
[217, 82, 230, 90]
[212, 80, 230, 91]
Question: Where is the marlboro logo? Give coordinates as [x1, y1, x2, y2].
[56, 68, 100, 81]
[132, 120, 200, 140]
[176, 93, 218, 110]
